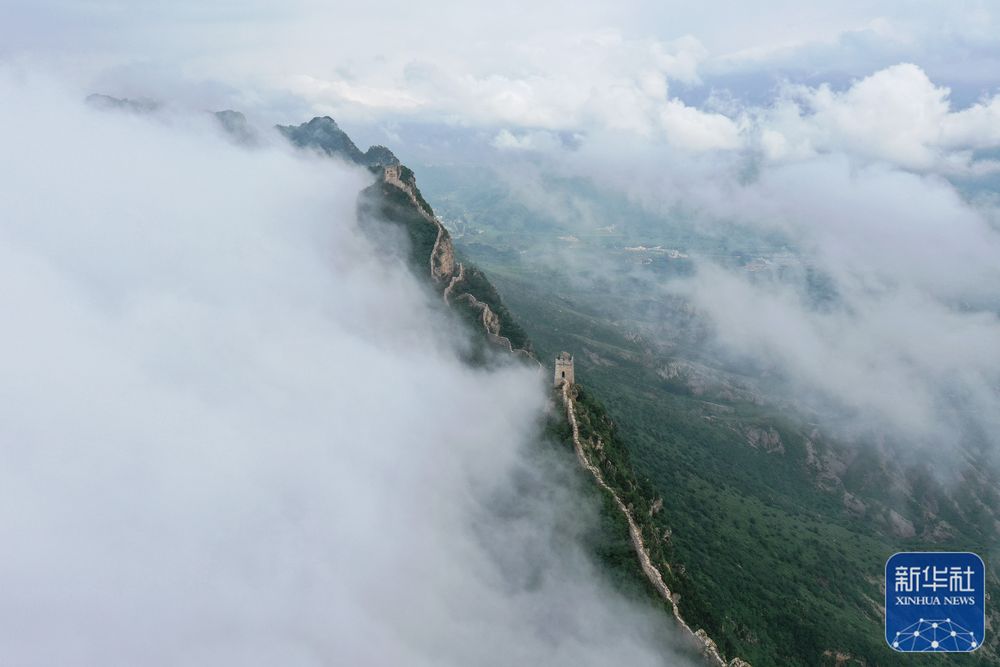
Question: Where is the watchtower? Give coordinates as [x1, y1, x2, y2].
[554, 351, 575, 387]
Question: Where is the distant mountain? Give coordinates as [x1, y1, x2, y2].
[85, 93, 159, 114]
[276, 116, 399, 168]
[85, 95, 259, 148]
[213, 110, 257, 145]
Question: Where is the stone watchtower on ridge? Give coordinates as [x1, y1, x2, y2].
[554, 351, 575, 387]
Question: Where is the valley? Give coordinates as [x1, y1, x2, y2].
[417, 165, 1000, 665]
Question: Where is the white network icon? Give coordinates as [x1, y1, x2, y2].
[892, 618, 978, 652]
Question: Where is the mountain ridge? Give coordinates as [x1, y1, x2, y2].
[272, 116, 534, 359]
[277, 116, 401, 169]
[278, 113, 749, 665]
[82, 95, 762, 665]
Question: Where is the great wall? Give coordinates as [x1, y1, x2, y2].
[382, 164, 455, 283]
[377, 165, 536, 361]
[556, 356, 750, 667]
[378, 154, 746, 666]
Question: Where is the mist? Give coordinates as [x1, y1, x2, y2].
[0, 76, 693, 666]
[471, 106, 1000, 461]
[673, 156, 1000, 451]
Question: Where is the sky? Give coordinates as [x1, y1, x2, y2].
[5, 0, 997, 183]
[2, 1, 1000, 181]
[4, 1, 1000, 129]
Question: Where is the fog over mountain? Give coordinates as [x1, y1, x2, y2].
[3, 1, 1000, 664]
[0, 78, 693, 665]
[488, 91, 1000, 458]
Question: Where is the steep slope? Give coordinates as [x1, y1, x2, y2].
[421, 227, 1000, 665]
[276, 116, 400, 168]
[358, 162, 532, 357]
[278, 115, 749, 665]
[561, 381, 748, 667]
[277, 117, 531, 358]
[84, 96, 752, 664]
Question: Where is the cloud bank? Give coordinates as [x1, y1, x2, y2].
[9, 0, 1000, 168]
[648, 149, 1000, 453]
[756, 63, 1000, 171]
[485, 110, 1000, 456]
[0, 77, 691, 666]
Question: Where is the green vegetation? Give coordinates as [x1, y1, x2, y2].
[357, 179, 441, 276]
[540, 391, 706, 665]
[570, 384, 678, 594]
[542, 404, 666, 602]
[453, 264, 531, 352]
[444, 240, 999, 666]
[294, 115, 998, 666]
[277, 116, 367, 164]
[358, 175, 530, 356]
[398, 165, 436, 217]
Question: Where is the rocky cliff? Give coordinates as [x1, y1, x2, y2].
[276, 116, 531, 358]
[276, 116, 399, 168]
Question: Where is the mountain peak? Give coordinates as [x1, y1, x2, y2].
[363, 144, 399, 167]
[277, 116, 398, 168]
[306, 115, 340, 129]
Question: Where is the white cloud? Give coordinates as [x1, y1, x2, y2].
[288, 74, 426, 111]
[669, 156, 1000, 448]
[11, 0, 1000, 167]
[649, 34, 707, 85]
[499, 130, 1000, 453]
[0, 76, 692, 666]
[940, 95, 1000, 148]
[491, 128, 565, 151]
[659, 99, 742, 151]
[760, 63, 1000, 170]
[678, 263, 1000, 444]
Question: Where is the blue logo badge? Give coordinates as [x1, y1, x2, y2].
[885, 552, 985, 652]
